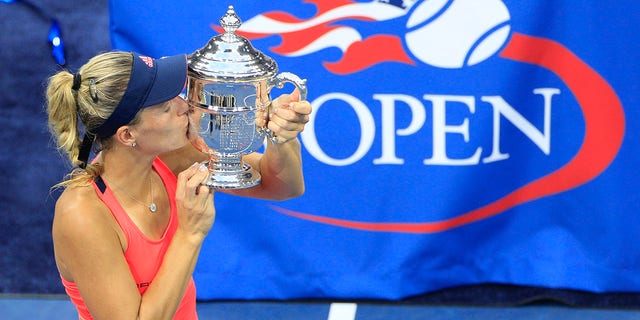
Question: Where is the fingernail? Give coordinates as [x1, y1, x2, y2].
[199, 163, 208, 171]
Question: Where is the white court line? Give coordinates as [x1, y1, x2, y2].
[327, 302, 358, 320]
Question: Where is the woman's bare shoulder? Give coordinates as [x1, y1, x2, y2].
[53, 185, 117, 242]
[53, 184, 127, 284]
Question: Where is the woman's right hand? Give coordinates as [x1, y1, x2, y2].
[175, 162, 215, 242]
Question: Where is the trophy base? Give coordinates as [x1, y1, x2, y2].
[204, 162, 261, 189]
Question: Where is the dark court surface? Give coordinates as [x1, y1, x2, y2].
[2, 295, 640, 320]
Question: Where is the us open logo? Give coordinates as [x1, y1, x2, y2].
[236, 0, 625, 233]
[237, 0, 510, 72]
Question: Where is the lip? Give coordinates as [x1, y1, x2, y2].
[186, 116, 191, 138]
[186, 112, 198, 141]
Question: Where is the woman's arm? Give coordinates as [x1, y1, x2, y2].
[53, 164, 214, 320]
[137, 163, 215, 319]
[226, 89, 311, 200]
[227, 137, 304, 200]
[53, 190, 146, 319]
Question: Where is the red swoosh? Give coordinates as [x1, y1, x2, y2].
[323, 35, 416, 74]
[304, 0, 355, 15]
[272, 32, 625, 233]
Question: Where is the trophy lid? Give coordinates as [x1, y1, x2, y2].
[188, 6, 278, 82]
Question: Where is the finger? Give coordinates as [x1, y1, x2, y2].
[176, 162, 201, 199]
[185, 163, 209, 200]
[289, 101, 312, 116]
[271, 88, 303, 110]
[288, 87, 301, 102]
[267, 123, 304, 144]
[195, 166, 212, 195]
[269, 109, 310, 128]
[271, 94, 289, 111]
[198, 188, 215, 214]
[195, 184, 210, 196]
[194, 183, 215, 213]
[273, 102, 310, 119]
[267, 115, 302, 133]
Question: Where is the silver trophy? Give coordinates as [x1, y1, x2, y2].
[187, 5, 308, 189]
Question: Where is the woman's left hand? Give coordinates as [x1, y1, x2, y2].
[267, 88, 312, 144]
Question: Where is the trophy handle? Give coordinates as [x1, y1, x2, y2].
[265, 72, 308, 143]
[272, 72, 308, 101]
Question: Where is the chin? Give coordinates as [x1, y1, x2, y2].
[187, 131, 202, 146]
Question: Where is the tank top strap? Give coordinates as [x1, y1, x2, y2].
[92, 175, 135, 241]
[91, 157, 179, 244]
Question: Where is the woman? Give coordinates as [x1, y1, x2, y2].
[46, 51, 311, 319]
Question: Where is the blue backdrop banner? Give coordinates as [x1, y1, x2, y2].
[109, 0, 639, 300]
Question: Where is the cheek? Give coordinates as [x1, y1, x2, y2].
[139, 118, 173, 139]
[146, 113, 189, 140]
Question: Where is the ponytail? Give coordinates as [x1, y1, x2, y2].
[46, 51, 132, 188]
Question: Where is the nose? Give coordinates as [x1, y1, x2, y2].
[175, 96, 190, 115]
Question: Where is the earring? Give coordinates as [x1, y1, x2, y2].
[132, 141, 137, 148]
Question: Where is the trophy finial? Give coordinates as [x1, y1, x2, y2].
[220, 5, 242, 35]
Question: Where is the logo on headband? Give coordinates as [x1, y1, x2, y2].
[139, 55, 154, 68]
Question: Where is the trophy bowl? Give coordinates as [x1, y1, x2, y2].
[187, 5, 307, 189]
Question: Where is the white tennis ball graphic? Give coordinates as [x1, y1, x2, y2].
[405, 0, 511, 68]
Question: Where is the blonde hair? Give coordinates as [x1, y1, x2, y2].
[46, 51, 134, 188]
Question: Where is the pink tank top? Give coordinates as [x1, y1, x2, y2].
[61, 158, 197, 320]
